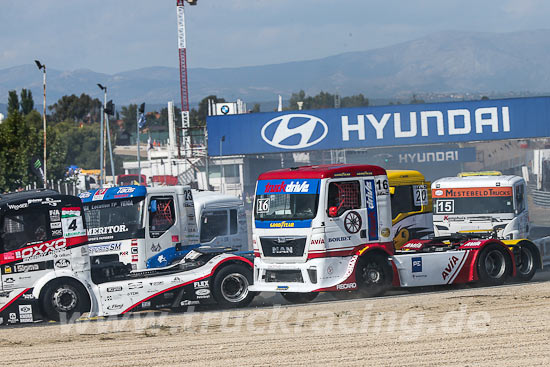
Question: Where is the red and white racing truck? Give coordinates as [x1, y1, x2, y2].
[0, 190, 255, 325]
[248, 164, 540, 302]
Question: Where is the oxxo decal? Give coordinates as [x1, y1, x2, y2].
[13, 238, 66, 261]
[441, 256, 460, 280]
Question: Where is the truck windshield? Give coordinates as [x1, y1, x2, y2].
[433, 196, 514, 215]
[83, 198, 145, 243]
[254, 194, 319, 221]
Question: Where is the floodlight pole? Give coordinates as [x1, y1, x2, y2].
[35, 60, 47, 188]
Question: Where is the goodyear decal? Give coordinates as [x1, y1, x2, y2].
[364, 179, 379, 241]
[254, 219, 312, 229]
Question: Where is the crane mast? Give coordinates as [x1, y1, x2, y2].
[176, 0, 191, 157]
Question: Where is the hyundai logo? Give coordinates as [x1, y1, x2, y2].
[261, 114, 328, 149]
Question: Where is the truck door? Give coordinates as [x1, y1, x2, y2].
[0, 205, 58, 290]
[325, 179, 365, 248]
[144, 195, 179, 267]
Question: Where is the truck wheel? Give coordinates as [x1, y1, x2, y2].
[477, 244, 511, 286]
[281, 292, 318, 304]
[356, 253, 392, 297]
[212, 264, 255, 308]
[40, 280, 91, 322]
[515, 244, 537, 282]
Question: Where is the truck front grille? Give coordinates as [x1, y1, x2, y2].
[260, 237, 306, 257]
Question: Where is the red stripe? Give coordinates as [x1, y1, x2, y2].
[121, 256, 252, 314]
[0, 288, 30, 313]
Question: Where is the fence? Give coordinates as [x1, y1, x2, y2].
[25, 180, 80, 196]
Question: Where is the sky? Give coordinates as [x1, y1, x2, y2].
[1, 0, 550, 74]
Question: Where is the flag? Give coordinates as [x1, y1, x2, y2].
[138, 113, 147, 129]
[147, 136, 153, 150]
[30, 156, 44, 182]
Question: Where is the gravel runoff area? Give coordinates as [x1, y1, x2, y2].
[2, 272, 550, 367]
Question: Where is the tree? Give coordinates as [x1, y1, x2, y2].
[48, 93, 101, 123]
[197, 95, 225, 124]
[251, 103, 260, 113]
[20, 89, 34, 115]
[287, 90, 369, 110]
[120, 104, 137, 134]
[410, 94, 425, 104]
[341, 94, 369, 108]
[7, 90, 19, 115]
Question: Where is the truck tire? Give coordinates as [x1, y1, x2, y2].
[212, 264, 255, 308]
[40, 279, 91, 322]
[514, 243, 537, 282]
[281, 292, 318, 304]
[356, 253, 393, 297]
[476, 244, 511, 286]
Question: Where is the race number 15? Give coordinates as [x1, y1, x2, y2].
[436, 200, 454, 214]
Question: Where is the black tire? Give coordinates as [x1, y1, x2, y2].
[476, 244, 512, 286]
[211, 264, 255, 308]
[356, 253, 393, 297]
[281, 292, 318, 304]
[40, 279, 91, 322]
[514, 244, 538, 282]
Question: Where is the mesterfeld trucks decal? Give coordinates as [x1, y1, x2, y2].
[206, 96, 550, 155]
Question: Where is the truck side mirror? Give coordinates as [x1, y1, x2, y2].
[328, 206, 338, 217]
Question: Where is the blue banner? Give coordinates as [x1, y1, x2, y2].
[207, 96, 550, 156]
[256, 179, 320, 195]
[254, 219, 313, 229]
[79, 185, 147, 203]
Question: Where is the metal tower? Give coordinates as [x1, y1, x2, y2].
[176, 0, 193, 157]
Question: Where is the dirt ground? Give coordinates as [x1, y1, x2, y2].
[2, 272, 550, 367]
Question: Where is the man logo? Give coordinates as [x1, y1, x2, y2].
[261, 114, 328, 149]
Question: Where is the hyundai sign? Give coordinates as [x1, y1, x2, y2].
[206, 96, 550, 156]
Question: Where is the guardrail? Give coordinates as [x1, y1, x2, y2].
[534, 236, 550, 268]
[532, 189, 550, 208]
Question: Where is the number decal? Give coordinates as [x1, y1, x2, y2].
[413, 185, 428, 206]
[256, 198, 270, 213]
[68, 219, 77, 231]
[435, 200, 454, 214]
[375, 178, 389, 195]
[184, 190, 193, 201]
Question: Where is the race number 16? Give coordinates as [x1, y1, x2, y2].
[256, 198, 270, 213]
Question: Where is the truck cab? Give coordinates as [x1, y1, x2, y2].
[432, 174, 529, 239]
[387, 170, 433, 250]
[80, 185, 199, 270]
[0, 190, 91, 324]
[249, 164, 394, 297]
[192, 190, 248, 250]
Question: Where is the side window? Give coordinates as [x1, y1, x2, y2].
[0, 207, 51, 253]
[390, 185, 421, 220]
[230, 209, 238, 235]
[515, 185, 525, 213]
[327, 181, 361, 217]
[200, 210, 228, 243]
[149, 196, 175, 237]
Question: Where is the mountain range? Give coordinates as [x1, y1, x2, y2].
[1, 29, 549, 110]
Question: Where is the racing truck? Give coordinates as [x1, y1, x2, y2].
[248, 164, 540, 302]
[79, 186, 248, 270]
[0, 189, 255, 325]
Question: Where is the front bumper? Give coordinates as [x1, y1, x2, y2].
[249, 256, 357, 293]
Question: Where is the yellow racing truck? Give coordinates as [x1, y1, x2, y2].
[388, 170, 433, 250]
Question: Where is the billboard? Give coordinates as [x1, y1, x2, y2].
[206, 96, 550, 156]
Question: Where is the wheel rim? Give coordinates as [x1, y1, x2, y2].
[361, 261, 383, 285]
[484, 249, 506, 279]
[221, 273, 249, 303]
[518, 247, 534, 275]
[52, 287, 78, 312]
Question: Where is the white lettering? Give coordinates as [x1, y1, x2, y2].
[394, 112, 417, 138]
[420, 111, 445, 136]
[341, 115, 365, 141]
[502, 106, 510, 132]
[366, 113, 390, 139]
[475, 107, 498, 133]
[448, 109, 471, 135]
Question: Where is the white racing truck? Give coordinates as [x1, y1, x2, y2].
[248, 164, 540, 302]
[0, 190, 255, 325]
[79, 186, 248, 270]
